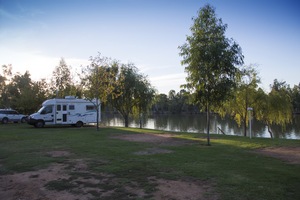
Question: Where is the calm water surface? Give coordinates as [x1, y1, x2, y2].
[100, 113, 300, 139]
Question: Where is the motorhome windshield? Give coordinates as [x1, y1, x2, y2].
[38, 105, 53, 114]
[38, 106, 45, 113]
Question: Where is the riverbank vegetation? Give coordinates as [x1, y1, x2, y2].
[0, 124, 299, 199]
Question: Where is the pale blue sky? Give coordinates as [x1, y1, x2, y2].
[0, 0, 299, 94]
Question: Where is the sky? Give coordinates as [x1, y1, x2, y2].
[0, 0, 299, 94]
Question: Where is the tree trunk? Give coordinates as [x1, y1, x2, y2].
[96, 109, 99, 131]
[243, 119, 247, 137]
[206, 103, 211, 146]
[139, 113, 142, 129]
[96, 98, 100, 131]
[124, 114, 129, 127]
[267, 124, 273, 139]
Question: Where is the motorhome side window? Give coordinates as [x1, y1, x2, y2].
[41, 105, 53, 114]
[69, 105, 75, 110]
[57, 105, 61, 111]
[86, 105, 96, 111]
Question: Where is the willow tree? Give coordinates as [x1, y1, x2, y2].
[179, 4, 244, 145]
[219, 65, 261, 136]
[111, 64, 155, 128]
[255, 80, 293, 138]
[132, 73, 156, 128]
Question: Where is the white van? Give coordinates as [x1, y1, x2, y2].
[28, 96, 100, 128]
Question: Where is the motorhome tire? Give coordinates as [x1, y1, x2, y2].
[75, 121, 83, 127]
[35, 121, 44, 128]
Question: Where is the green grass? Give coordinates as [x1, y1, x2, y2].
[0, 123, 299, 200]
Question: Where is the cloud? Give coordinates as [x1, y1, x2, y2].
[150, 73, 186, 94]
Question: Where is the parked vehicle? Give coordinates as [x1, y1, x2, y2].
[27, 96, 101, 128]
[0, 109, 27, 124]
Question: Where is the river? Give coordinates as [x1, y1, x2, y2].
[100, 113, 300, 139]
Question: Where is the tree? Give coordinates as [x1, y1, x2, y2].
[0, 65, 13, 108]
[256, 80, 293, 138]
[51, 58, 75, 98]
[291, 83, 300, 113]
[219, 65, 261, 136]
[81, 53, 121, 130]
[111, 64, 155, 127]
[179, 4, 244, 145]
[32, 78, 50, 109]
[2, 71, 48, 114]
[153, 93, 169, 114]
[132, 73, 156, 128]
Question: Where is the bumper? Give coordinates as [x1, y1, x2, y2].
[27, 117, 38, 125]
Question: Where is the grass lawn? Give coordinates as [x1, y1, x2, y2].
[0, 124, 299, 200]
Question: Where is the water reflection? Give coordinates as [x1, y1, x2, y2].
[100, 113, 300, 139]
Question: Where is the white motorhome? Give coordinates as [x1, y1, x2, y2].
[28, 96, 100, 128]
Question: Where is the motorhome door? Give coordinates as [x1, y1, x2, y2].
[56, 104, 68, 124]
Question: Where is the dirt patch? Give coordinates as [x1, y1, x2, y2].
[0, 164, 75, 200]
[134, 147, 173, 155]
[112, 133, 197, 146]
[0, 157, 218, 200]
[254, 147, 300, 164]
[150, 177, 218, 200]
[47, 150, 72, 158]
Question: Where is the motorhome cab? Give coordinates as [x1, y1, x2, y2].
[28, 96, 100, 128]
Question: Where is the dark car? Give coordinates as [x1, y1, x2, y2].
[0, 109, 27, 124]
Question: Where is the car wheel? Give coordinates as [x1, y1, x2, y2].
[35, 121, 44, 128]
[75, 121, 83, 127]
[2, 117, 8, 124]
[21, 117, 27, 123]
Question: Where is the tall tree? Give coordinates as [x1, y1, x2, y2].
[51, 58, 74, 98]
[179, 4, 244, 145]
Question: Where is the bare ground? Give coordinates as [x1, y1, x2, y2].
[111, 133, 198, 146]
[254, 147, 300, 164]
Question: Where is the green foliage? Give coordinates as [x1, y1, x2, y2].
[50, 58, 78, 98]
[179, 4, 244, 144]
[112, 64, 155, 127]
[81, 53, 121, 104]
[153, 90, 199, 114]
[179, 4, 243, 108]
[219, 65, 261, 136]
[291, 83, 300, 113]
[255, 80, 293, 137]
[81, 53, 155, 128]
[0, 66, 48, 114]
